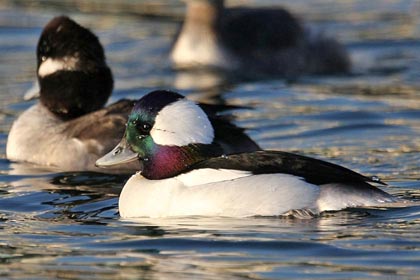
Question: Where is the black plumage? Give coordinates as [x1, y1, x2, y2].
[131, 90, 260, 154]
[189, 150, 386, 186]
[220, 8, 304, 54]
[37, 16, 113, 120]
[172, 0, 350, 76]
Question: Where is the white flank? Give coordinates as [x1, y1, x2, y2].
[38, 56, 78, 77]
[317, 183, 396, 212]
[151, 99, 214, 146]
[7, 104, 104, 171]
[118, 172, 320, 218]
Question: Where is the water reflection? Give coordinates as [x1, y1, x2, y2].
[1, 167, 419, 279]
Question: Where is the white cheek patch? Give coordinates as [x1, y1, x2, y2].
[38, 56, 79, 77]
[151, 99, 214, 146]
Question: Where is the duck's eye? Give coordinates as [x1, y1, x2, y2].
[135, 122, 152, 135]
[39, 40, 51, 56]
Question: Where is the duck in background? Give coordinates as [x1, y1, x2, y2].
[171, 0, 350, 78]
[7, 16, 259, 172]
[96, 90, 395, 218]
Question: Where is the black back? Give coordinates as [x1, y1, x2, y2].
[220, 8, 304, 54]
[189, 150, 385, 186]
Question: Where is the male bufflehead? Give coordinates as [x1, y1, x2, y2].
[171, 0, 350, 77]
[7, 16, 259, 172]
[96, 90, 395, 218]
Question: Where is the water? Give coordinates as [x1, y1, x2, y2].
[1, 0, 420, 279]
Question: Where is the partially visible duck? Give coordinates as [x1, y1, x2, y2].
[171, 0, 350, 77]
[96, 90, 395, 218]
[7, 16, 259, 172]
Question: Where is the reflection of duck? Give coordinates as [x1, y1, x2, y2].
[7, 16, 258, 172]
[171, 0, 350, 77]
[97, 90, 395, 218]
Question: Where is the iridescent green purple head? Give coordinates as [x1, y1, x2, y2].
[96, 90, 222, 179]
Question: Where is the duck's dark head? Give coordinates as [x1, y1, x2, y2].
[37, 16, 113, 120]
[96, 90, 223, 179]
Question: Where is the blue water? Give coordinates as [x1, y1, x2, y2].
[1, 1, 420, 279]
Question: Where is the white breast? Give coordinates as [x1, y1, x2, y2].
[118, 169, 321, 218]
[170, 27, 238, 70]
[6, 104, 101, 171]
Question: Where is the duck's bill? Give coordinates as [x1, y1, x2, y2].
[23, 80, 40, 100]
[96, 138, 138, 167]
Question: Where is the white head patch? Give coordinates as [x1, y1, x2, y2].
[38, 56, 79, 77]
[151, 99, 214, 146]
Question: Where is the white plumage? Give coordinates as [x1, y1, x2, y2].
[38, 56, 78, 77]
[170, 26, 238, 70]
[119, 168, 321, 218]
[119, 168, 395, 218]
[151, 99, 215, 146]
[7, 104, 101, 171]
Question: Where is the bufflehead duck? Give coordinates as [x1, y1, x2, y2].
[96, 90, 395, 218]
[7, 16, 259, 172]
[171, 0, 350, 77]
[7, 16, 123, 171]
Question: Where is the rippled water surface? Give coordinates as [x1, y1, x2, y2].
[1, 1, 420, 279]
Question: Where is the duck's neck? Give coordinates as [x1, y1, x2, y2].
[171, 0, 235, 68]
[141, 144, 221, 180]
[39, 67, 113, 120]
[184, 0, 223, 29]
